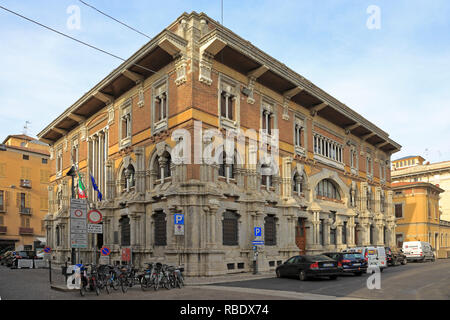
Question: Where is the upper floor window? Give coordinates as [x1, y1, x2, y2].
[218, 75, 239, 129]
[23, 155, 29, 160]
[395, 203, 403, 218]
[218, 151, 235, 181]
[154, 152, 172, 183]
[120, 101, 132, 146]
[0, 190, 4, 212]
[56, 147, 63, 177]
[121, 164, 135, 192]
[313, 133, 343, 163]
[42, 158, 48, 164]
[119, 216, 130, 246]
[71, 138, 79, 166]
[152, 77, 169, 134]
[294, 117, 305, 153]
[380, 192, 385, 213]
[292, 171, 304, 196]
[366, 155, 373, 177]
[261, 99, 276, 137]
[261, 163, 273, 190]
[316, 179, 341, 200]
[350, 149, 357, 169]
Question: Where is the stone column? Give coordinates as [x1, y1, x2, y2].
[135, 147, 146, 194]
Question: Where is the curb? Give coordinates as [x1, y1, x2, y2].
[185, 274, 275, 286]
[50, 284, 78, 292]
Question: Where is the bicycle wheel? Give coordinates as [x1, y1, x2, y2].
[140, 277, 148, 291]
[111, 277, 119, 290]
[121, 278, 128, 293]
[154, 277, 159, 291]
[80, 285, 86, 296]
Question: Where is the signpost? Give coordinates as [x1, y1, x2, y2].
[174, 213, 185, 236]
[70, 199, 88, 249]
[99, 246, 110, 265]
[87, 209, 103, 224]
[253, 227, 263, 274]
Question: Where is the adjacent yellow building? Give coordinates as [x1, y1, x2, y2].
[392, 181, 450, 258]
[0, 135, 50, 251]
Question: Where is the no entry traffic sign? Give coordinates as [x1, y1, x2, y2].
[87, 209, 103, 224]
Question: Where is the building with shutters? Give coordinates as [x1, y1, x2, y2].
[0, 134, 50, 251]
[38, 12, 401, 276]
[392, 182, 450, 258]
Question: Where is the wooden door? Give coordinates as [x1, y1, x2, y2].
[295, 218, 307, 254]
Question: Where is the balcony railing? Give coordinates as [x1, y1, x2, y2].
[19, 227, 33, 235]
[0, 226, 6, 233]
[20, 207, 32, 215]
[20, 179, 32, 188]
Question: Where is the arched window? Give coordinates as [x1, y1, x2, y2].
[292, 172, 304, 195]
[155, 152, 172, 181]
[315, 179, 341, 200]
[121, 164, 135, 192]
[218, 151, 235, 180]
[261, 163, 273, 188]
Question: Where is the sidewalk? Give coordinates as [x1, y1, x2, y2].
[184, 271, 275, 286]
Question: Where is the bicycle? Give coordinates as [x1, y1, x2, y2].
[79, 264, 100, 296]
[140, 263, 156, 291]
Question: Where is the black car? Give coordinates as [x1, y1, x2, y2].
[323, 252, 367, 276]
[385, 247, 407, 266]
[275, 255, 340, 281]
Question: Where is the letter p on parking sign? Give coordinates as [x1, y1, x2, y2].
[174, 213, 184, 225]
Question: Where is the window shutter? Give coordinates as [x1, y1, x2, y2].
[16, 192, 20, 208]
[120, 216, 130, 246]
[220, 93, 227, 117]
[264, 216, 276, 246]
[25, 193, 31, 208]
[5, 191, 9, 210]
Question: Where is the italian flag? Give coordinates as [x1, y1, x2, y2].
[78, 173, 87, 199]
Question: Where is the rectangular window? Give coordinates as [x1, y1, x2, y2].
[396, 234, 403, 248]
[223, 210, 239, 246]
[0, 190, 4, 212]
[154, 211, 167, 246]
[220, 91, 234, 120]
[42, 158, 48, 164]
[23, 154, 29, 160]
[264, 216, 276, 246]
[342, 221, 347, 244]
[152, 77, 169, 134]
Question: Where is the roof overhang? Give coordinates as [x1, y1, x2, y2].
[199, 27, 401, 154]
[38, 29, 187, 144]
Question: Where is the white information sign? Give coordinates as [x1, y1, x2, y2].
[174, 224, 185, 236]
[70, 199, 88, 248]
[87, 224, 103, 234]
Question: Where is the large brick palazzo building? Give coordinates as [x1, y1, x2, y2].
[38, 12, 401, 276]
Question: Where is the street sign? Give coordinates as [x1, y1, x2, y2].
[254, 227, 262, 237]
[70, 199, 88, 248]
[87, 224, 103, 234]
[121, 247, 132, 263]
[174, 224, 185, 236]
[174, 213, 184, 225]
[87, 209, 103, 224]
[44, 246, 51, 253]
[101, 246, 110, 256]
[252, 241, 264, 245]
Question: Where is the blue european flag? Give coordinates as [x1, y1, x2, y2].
[90, 174, 103, 201]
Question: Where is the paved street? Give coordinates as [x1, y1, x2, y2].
[0, 259, 449, 300]
[216, 259, 450, 300]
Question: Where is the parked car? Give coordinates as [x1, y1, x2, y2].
[402, 241, 435, 262]
[7, 250, 36, 268]
[275, 255, 340, 281]
[346, 247, 387, 272]
[385, 247, 407, 266]
[322, 252, 368, 276]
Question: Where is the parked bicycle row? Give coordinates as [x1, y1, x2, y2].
[76, 262, 185, 296]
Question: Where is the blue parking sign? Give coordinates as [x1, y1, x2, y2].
[254, 227, 262, 237]
[174, 213, 184, 225]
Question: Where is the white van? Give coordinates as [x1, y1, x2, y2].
[402, 241, 435, 262]
[346, 247, 387, 272]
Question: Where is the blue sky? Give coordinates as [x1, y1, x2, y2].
[0, 0, 449, 163]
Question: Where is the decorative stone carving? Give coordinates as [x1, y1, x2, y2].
[175, 55, 187, 86]
[199, 51, 214, 85]
[246, 76, 256, 104]
[282, 96, 290, 120]
[137, 83, 144, 108]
